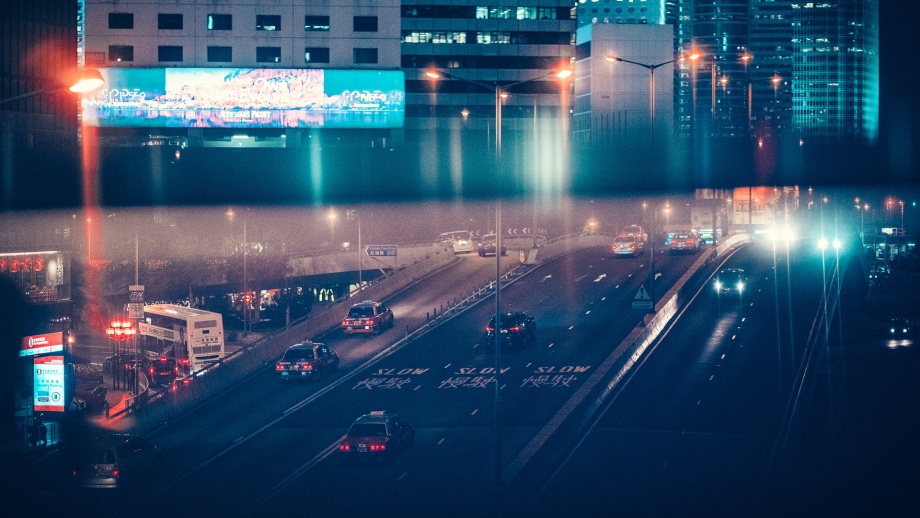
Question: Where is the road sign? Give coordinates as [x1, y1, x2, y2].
[365, 245, 398, 257]
[632, 284, 653, 310]
[128, 285, 144, 319]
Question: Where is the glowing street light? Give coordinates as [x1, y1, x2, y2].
[605, 53, 683, 142]
[0, 68, 104, 106]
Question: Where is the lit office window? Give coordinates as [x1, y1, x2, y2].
[208, 14, 232, 30]
[257, 15, 281, 31]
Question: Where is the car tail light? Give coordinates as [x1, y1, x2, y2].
[486, 326, 494, 332]
[180, 359, 189, 365]
[509, 326, 520, 332]
[275, 364, 285, 371]
[159, 357, 168, 363]
[370, 444, 386, 451]
[342, 320, 348, 326]
[174, 366, 179, 373]
[150, 367, 155, 375]
[111, 470, 119, 478]
[339, 443, 350, 451]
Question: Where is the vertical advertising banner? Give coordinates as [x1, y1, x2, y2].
[34, 356, 66, 412]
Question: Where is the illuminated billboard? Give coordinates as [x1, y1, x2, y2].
[81, 68, 404, 129]
[34, 356, 66, 412]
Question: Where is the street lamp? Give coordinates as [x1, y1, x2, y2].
[426, 64, 572, 485]
[605, 54, 681, 143]
[0, 68, 104, 107]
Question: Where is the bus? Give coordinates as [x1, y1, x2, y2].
[139, 304, 225, 373]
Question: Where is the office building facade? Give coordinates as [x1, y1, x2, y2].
[400, 2, 577, 136]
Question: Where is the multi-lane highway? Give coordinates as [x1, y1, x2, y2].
[46, 235, 919, 517]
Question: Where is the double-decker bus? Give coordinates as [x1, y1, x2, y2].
[139, 304, 225, 373]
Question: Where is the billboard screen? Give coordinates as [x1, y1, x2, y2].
[34, 356, 66, 413]
[81, 68, 404, 129]
[20, 332, 64, 357]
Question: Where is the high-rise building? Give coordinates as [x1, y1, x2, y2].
[401, 2, 576, 139]
[668, 0, 878, 144]
[790, 0, 878, 142]
[0, 0, 81, 210]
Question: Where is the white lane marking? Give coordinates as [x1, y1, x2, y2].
[398, 472, 408, 481]
[750, 302, 754, 306]
[721, 354, 725, 359]
[709, 375, 714, 381]
[438, 438, 445, 445]
[594, 274, 607, 282]
[233, 436, 244, 443]
[601, 297, 607, 300]
[444, 364, 451, 368]
[732, 335, 736, 340]
[501, 384, 506, 390]
[628, 274, 632, 278]
[548, 343, 554, 348]
[697, 400, 702, 406]
[568, 326, 574, 330]
[585, 310, 591, 315]
[414, 385, 421, 390]
[471, 409, 479, 415]
[526, 363, 531, 368]
[575, 274, 588, 282]
[615, 285, 619, 289]
[247, 437, 344, 512]
[741, 317, 745, 322]
[541, 275, 553, 282]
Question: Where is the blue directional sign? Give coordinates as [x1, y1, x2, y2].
[365, 245, 398, 257]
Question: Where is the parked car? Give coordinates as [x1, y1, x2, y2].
[338, 411, 415, 464]
[341, 300, 394, 335]
[70, 434, 162, 489]
[275, 341, 339, 379]
[485, 312, 536, 350]
[477, 234, 507, 256]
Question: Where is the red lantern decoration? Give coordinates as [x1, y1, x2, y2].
[33, 257, 44, 271]
[23, 258, 32, 271]
[0, 259, 6, 271]
[10, 260, 20, 273]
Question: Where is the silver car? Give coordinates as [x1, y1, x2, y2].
[437, 230, 477, 254]
[70, 434, 162, 489]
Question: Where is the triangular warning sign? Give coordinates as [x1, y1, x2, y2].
[634, 285, 651, 300]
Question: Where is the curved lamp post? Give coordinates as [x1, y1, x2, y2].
[426, 64, 571, 485]
[0, 68, 104, 106]
[605, 54, 681, 143]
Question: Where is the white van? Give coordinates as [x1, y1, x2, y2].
[437, 231, 477, 254]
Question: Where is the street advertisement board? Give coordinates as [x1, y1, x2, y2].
[34, 356, 66, 412]
[20, 332, 64, 357]
[81, 68, 405, 128]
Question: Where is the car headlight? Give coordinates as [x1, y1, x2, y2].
[714, 281, 722, 291]
[737, 282, 744, 293]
